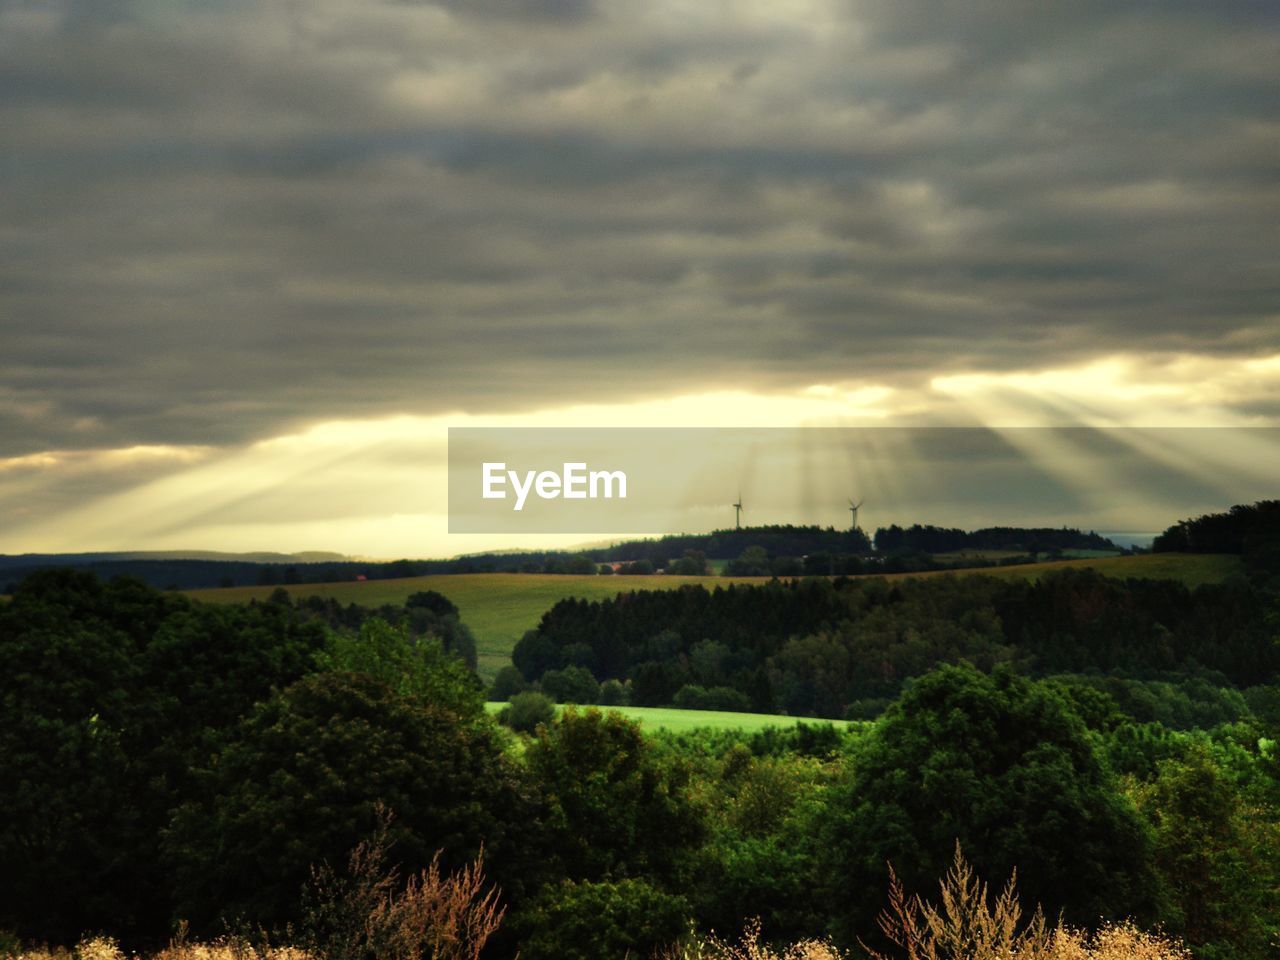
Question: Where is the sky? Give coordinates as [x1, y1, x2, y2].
[2, 0, 1278, 556]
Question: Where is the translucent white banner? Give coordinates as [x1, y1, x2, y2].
[447, 427, 1280, 534]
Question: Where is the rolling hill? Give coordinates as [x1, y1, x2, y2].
[188, 553, 1242, 680]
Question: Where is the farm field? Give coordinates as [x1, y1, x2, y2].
[483, 700, 856, 734]
[188, 553, 1243, 679]
[934, 548, 1123, 562]
[190, 572, 766, 678]
[909, 551, 1242, 587]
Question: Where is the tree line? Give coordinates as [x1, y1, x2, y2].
[511, 569, 1278, 718]
[872, 523, 1119, 554]
[0, 523, 1124, 592]
[1153, 499, 1280, 575]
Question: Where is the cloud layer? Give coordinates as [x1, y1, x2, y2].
[3, 0, 1278, 464]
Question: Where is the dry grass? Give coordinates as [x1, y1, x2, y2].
[10, 935, 305, 960]
[659, 845, 1191, 960]
[659, 919, 845, 960]
[8, 847, 1190, 960]
[300, 811, 504, 960]
[358, 850, 504, 960]
[862, 844, 1189, 960]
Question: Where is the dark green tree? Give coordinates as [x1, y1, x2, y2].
[502, 690, 556, 733]
[489, 664, 529, 701]
[598, 678, 630, 705]
[405, 590, 460, 618]
[819, 664, 1160, 945]
[539, 665, 600, 704]
[524, 708, 704, 888]
[164, 671, 522, 931]
[669, 550, 709, 576]
[0, 570, 324, 943]
[725, 545, 770, 577]
[316, 618, 484, 719]
[1138, 745, 1278, 958]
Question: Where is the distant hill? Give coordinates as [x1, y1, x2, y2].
[0, 523, 1128, 592]
[0, 550, 347, 570]
[0, 552, 395, 592]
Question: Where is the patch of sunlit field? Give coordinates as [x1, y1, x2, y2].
[879, 552, 1243, 588]
[483, 701, 857, 735]
[934, 548, 1123, 562]
[189, 573, 768, 680]
[933, 549, 1031, 562]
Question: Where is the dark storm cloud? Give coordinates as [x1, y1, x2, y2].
[1, 0, 1278, 458]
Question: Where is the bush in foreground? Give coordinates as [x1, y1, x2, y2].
[301, 812, 504, 960]
[666, 847, 1189, 960]
[5, 848, 1193, 960]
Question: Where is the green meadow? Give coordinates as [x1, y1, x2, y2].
[188, 553, 1243, 680]
[483, 700, 855, 734]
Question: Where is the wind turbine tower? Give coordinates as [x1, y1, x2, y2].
[733, 493, 744, 530]
[849, 498, 863, 531]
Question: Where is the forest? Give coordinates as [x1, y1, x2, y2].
[511, 571, 1277, 717]
[2, 502, 1279, 959]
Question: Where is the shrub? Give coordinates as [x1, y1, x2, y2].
[503, 691, 556, 733]
[405, 591, 459, 619]
[598, 678, 630, 706]
[539, 665, 600, 704]
[674, 684, 752, 712]
[488, 665, 528, 701]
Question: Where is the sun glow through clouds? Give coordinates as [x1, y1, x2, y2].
[4, 353, 1279, 557]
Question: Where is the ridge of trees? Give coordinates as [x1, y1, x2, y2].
[1153, 500, 1280, 576]
[512, 568, 1278, 718]
[0, 524, 1122, 591]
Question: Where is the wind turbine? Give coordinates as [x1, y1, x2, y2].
[733, 493, 744, 530]
[848, 497, 863, 531]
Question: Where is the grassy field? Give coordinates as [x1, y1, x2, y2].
[188, 553, 1243, 680]
[936, 548, 1123, 561]
[895, 552, 1242, 587]
[483, 700, 854, 734]
[190, 573, 766, 679]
